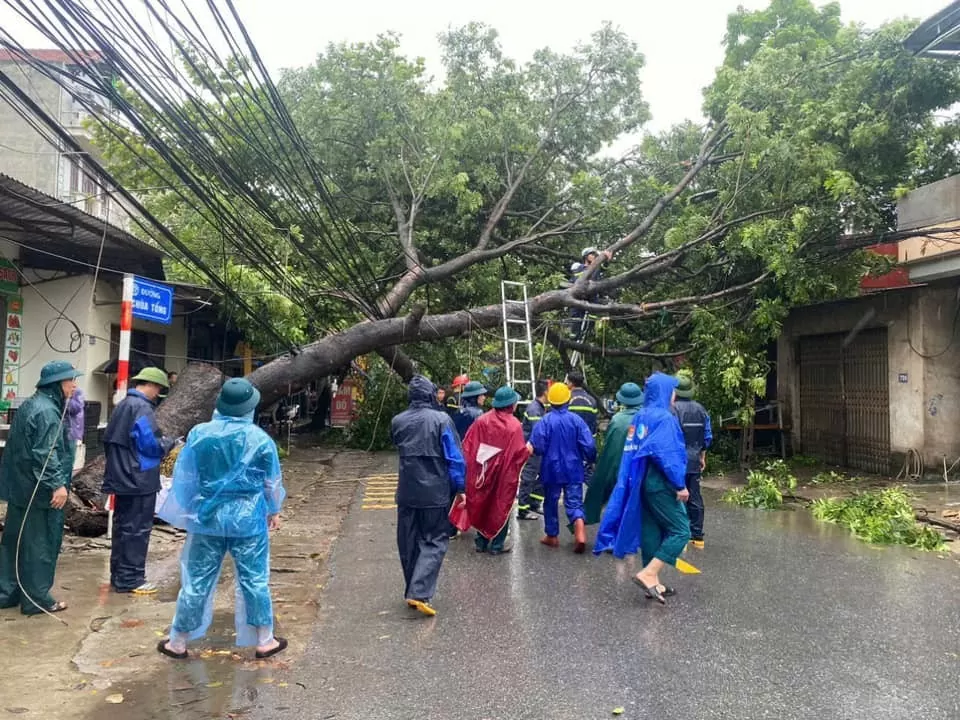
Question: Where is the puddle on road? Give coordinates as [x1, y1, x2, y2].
[92, 613, 300, 720]
[0, 445, 369, 720]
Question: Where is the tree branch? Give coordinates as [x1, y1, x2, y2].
[575, 121, 732, 288]
[569, 272, 772, 317]
[591, 206, 784, 294]
[544, 326, 692, 358]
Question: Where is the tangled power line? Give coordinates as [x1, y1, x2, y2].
[0, 0, 399, 353]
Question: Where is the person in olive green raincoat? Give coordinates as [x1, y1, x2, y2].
[581, 382, 644, 527]
[0, 361, 81, 615]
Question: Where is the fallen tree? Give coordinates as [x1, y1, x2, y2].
[9, 2, 960, 536]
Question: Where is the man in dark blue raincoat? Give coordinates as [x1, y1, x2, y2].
[391, 375, 466, 617]
[673, 374, 712, 548]
[594, 372, 690, 604]
[517, 379, 549, 520]
[103, 367, 176, 594]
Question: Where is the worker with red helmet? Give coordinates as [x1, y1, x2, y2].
[445, 374, 470, 416]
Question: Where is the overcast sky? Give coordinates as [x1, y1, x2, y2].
[0, 0, 951, 132]
[233, 0, 950, 131]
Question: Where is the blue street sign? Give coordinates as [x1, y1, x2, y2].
[132, 277, 173, 325]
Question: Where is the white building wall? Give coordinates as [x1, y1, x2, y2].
[15, 276, 189, 417]
[18, 274, 95, 399]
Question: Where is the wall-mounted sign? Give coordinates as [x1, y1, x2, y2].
[132, 277, 173, 325]
[898, 373, 908, 384]
[3, 296, 23, 399]
[0, 259, 19, 296]
[331, 379, 356, 427]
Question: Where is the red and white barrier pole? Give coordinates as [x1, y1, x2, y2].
[116, 274, 134, 403]
[108, 274, 134, 538]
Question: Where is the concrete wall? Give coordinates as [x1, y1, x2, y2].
[898, 175, 960, 231]
[917, 287, 960, 462]
[0, 61, 116, 222]
[14, 276, 189, 418]
[0, 63, 63, 195]
[19, 274, 96, 399]
[779, 284, 960, 470]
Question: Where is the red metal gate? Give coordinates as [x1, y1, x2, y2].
[798, 328, 890, 475]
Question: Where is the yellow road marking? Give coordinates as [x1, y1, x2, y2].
[361, 475, 398, 510]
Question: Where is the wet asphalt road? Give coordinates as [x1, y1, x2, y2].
[264, 488, 960, 720]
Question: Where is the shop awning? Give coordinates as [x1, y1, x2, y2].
[0, 173, 165, 278]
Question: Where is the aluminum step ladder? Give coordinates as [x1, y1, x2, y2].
[500, 280, 536, 401]
[568, 313, 591, 370]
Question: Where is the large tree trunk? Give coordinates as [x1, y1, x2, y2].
[66, 363, 225, 535]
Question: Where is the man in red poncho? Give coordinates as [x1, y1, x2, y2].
[462, 386, 530, 555]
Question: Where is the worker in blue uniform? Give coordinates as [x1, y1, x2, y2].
[529, 382, 596, 553]
[672, 374, 712, 548]
[517, 380, 548, 520]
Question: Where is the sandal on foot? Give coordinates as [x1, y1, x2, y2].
[48, 601, 68, 613]
[156, 640, 188, 660]
[255, 637, 288, 659]
[644, 585, 676, 599]
[632, 576, 666, 604]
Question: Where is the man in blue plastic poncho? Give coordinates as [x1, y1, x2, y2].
[156, 378, 287, 660]
[594, 372, 691, 604]
[391, 375, 466, 617]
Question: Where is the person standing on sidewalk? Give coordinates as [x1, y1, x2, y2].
[673, 374, 712, 549]
[103, 367, 175, 594]
[157, 378, 287, 660]
[0, 361, 80, 615]
[391, 375, 466, 616]
[517, 379, 549, 520]
[462, 386, 529, 555]
[528, 382, 596, 553]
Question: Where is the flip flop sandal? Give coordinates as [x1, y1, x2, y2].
[255, 637, 288, 659]
[156, 640, 188, 660]
[632, 577, 666, 605]
[644, 585, 676, 599]
[46, 601, 68, 613]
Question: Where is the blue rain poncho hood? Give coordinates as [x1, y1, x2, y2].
[593, 372, 687, 558]
[407, 375, 437, 408]
[158, 410, 285, 538]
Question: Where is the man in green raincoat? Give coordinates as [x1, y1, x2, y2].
[0, 361, 81, 615]
[581, 382, 644, 526]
